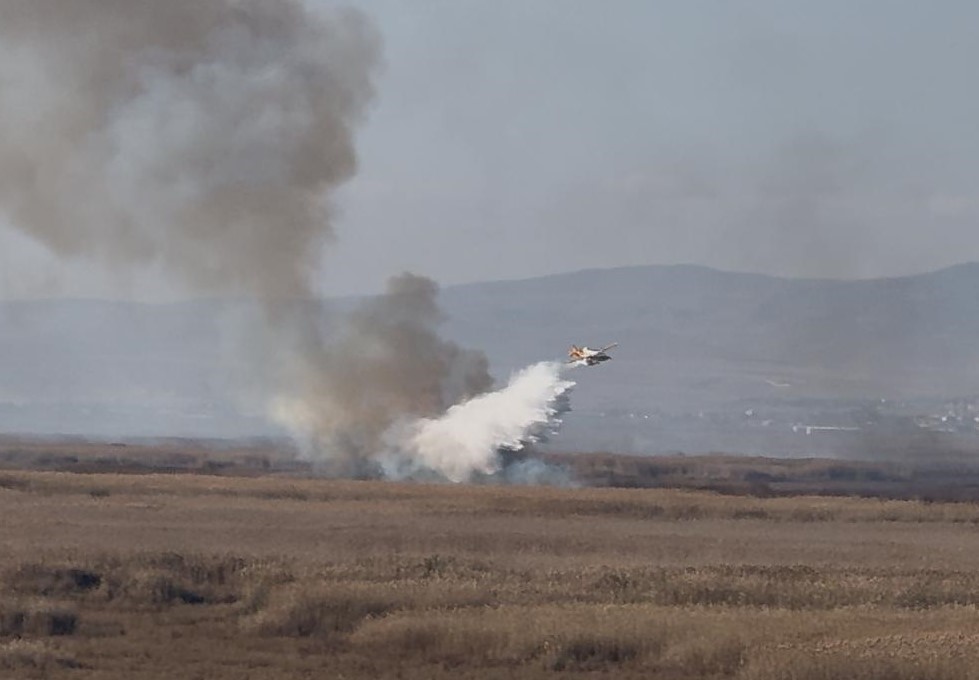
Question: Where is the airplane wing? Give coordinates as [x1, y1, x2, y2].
[597, 343, 618, 353]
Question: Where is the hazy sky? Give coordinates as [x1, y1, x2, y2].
[2, 0, 979, 298]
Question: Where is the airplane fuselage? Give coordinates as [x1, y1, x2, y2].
[568, 342, 617, 367]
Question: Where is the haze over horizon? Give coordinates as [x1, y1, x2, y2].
[2, 1, 979, 300]
[2, 1, 979, 466]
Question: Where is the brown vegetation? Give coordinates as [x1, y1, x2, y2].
[545, 450, 979, 501]
[7, 435, 979, 503]
[4, 462, 979, 678]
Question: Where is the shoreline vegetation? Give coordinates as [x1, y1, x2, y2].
[3, 437, 979, 677]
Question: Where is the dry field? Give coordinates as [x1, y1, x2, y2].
[4, 468, 979, 678]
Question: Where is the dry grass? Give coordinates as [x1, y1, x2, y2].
[0, 639, 81, 678]
[0, 601, 78, 637]
[4, 467, 979, 678]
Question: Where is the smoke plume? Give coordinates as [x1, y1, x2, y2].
[0, 0, 380, 299]
[270, 274, 493, 476]
[0, 0, 573, 480]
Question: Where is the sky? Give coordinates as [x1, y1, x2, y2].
[2, 0, 979, 299]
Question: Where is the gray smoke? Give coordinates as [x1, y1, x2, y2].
[271, 274, 492, 475]
[0, 0, 377, 298]
[0, 0, 495, 474]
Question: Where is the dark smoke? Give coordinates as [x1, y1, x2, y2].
[0, 0, 378, 299]
[272, 274, 492, 475]
[0, 0, 496, 474]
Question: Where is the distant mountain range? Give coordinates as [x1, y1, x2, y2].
[442, 262, 979, 396]
[4, 263, 979, 450]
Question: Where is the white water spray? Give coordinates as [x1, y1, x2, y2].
[393, 361, 575, 482]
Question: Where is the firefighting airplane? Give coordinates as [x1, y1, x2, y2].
[567, 343, 618, 367]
